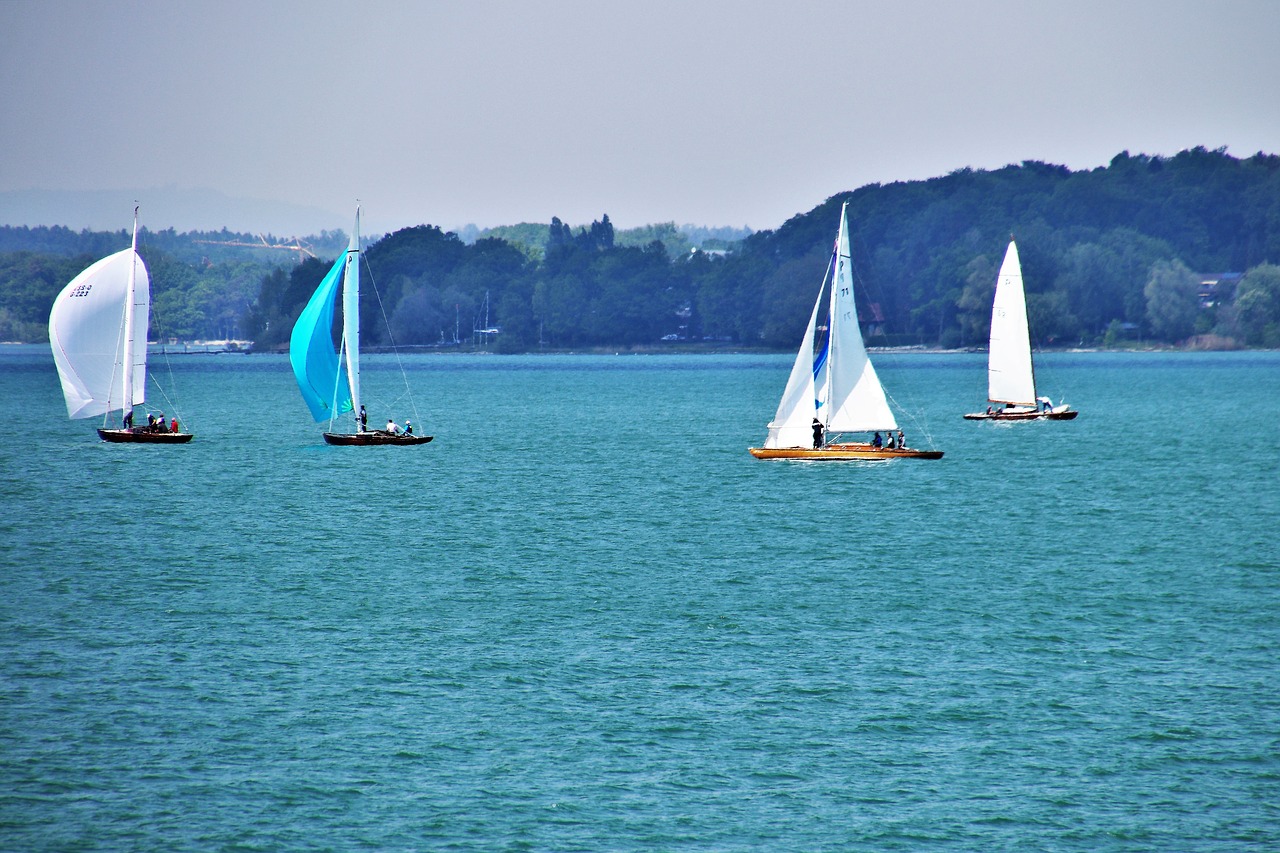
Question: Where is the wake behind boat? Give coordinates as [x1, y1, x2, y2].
[748, 202, 942, 461]
[965, 240, 1077, 422]
[289, 206, 432, 446]
[49, 206, 193, 444]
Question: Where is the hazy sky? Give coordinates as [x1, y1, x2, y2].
[2, 0, 1277, 236]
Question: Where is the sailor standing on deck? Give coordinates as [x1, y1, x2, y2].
[811, 418, 824, 449]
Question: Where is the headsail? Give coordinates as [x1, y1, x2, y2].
[49, 236, 149, 420]
[290, 253, 352, 422]
[987, 240, 1036, 406]
[763, 277, 824, 448]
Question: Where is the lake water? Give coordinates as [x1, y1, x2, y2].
[2, 346, 1278, 851]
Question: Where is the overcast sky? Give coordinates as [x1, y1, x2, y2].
[2, 0, 1277, 236]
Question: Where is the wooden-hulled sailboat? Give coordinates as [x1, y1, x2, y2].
[749, 203, 942, 460]
[49, 207, 193, 443]
[964, 239, 1077, 421]
[289, 206, 432, 446]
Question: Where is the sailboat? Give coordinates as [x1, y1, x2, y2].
[49, 207, 193, 443]
[749, 203, 942, 460]
[289, 206, 432, 446]
[964, 239, 1077, 421]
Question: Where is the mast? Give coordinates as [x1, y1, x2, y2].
[120, 205, 139, 421]
[821, 208, 850, 428]
[342, 206, 362, 429]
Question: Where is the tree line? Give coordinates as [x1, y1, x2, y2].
[3, 147, 1280, 349]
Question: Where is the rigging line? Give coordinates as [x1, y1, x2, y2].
[361, 255, 423, 426]
[847, 219, 938, 441]
[882, 387, 937, 447]
[134, 223, 191, 429]
[146, 372, 190, 431]
[148, 308, 188, 427]
[331, 332, 347, 433]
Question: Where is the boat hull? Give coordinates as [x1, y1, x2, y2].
[964, 407, 1078, 421]
[322, 431, 433, 446]
[97, 428, 194, 443]
[748, 443, 943, 460]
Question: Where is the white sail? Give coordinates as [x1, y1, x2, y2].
[49, 238, 149, 419]
[825, 205, 896, 433]
[763, 281, 823, 448]
[341, 207, 362, 419]
[763, 203, 895, 447]
[987, 240, 1036, 406]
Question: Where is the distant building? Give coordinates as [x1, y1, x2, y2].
[1197, 272, 1242, 308]
[863, 302, 887, 337]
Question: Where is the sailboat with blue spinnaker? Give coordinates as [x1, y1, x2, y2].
[289, 206, 432, 446]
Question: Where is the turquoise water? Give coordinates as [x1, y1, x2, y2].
[2, 346, 1278, 851]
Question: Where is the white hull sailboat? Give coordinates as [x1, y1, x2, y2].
[749, 203, 942, 461]
[289, 206, 431, 446]
[964, 240, 1077, 421]
[49, 207, 193, 443]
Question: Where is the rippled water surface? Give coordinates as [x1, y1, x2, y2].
[2, 347, 1278, 850]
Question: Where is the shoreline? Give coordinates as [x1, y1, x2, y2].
[3, 342, 1266, 355]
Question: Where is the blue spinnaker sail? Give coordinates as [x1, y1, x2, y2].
[289, 255, 352, 422]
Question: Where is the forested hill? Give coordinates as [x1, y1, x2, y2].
[3, 147, 1280, 348]
[726, 147, 1280, 348]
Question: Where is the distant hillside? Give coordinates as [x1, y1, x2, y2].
[3, 147, 1279, 349]
[458, 221, 752, 260]
[0, 188, 343, 236]
[724, 147, 1280, 348]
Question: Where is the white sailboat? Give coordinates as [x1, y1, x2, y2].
[964, 239, 1077, 421]
[49, 207, 192, 443]
[289, 206, 431, 446]
[749, 203, 942, 460]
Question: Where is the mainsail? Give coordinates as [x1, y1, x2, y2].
[987, 240, 1036, 406]
[824, 205, 896, 433]
[49, 226, 149, 420]
[763, 203, 895, 448]
[340, 210, 362, 422]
